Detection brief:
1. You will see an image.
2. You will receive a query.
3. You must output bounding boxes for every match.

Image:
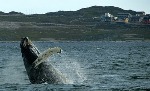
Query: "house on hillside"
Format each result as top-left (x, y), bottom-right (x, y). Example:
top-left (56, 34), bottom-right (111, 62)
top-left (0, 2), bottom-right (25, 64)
top-left (129, 11), bottom-right (145, 23)
top-left (130, 16), bottom-right (143, 23)
top-left (100, 13), bottom-right (117, 22)
top-left (142, 14), bottom-right (150, 24)
top-left (135, 11), bottom-right (145, 16)
top-left (117, 13), bottom-right (132, 19)
top-left (116, 13), bottom-right (132, 23)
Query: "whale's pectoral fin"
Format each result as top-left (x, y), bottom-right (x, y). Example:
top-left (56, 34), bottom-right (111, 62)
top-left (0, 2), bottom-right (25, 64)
top-left (32, 47), bottom-right (61, 68)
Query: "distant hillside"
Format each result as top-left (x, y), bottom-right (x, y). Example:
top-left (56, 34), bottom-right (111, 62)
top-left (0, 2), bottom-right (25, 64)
top-left (0, 6), bottom-right (138, 24)
top-left (45, 6), bottom-right (137, 18)
top-left (0, 6), bottom-right (150, 41)
top-left (0, 11), bottom-right (24, 15)
top-left (77, 6), bottom-right (137, 16)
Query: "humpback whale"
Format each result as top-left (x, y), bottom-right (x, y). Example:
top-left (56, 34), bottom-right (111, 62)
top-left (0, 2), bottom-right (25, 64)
top-left (20, 37), bottom-right (68, 84)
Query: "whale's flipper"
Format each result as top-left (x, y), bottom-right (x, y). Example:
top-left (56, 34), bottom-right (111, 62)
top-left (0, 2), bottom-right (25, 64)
top-left (32, 47), bottom-right (61, 68)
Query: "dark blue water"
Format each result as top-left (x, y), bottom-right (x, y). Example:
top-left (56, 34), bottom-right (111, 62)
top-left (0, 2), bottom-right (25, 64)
top-left (0, 41), bottom-right (150, 91)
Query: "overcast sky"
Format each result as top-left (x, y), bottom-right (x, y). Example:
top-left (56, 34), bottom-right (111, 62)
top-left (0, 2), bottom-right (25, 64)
top-left (0, 0), bottom-right (149, 14)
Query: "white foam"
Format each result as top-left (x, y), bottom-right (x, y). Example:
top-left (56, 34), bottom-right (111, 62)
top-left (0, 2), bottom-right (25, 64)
top-left (48, 51), bottom-right (87, 84)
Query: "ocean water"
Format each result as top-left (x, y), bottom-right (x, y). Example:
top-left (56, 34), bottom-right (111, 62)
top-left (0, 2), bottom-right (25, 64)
top-left (0, 41), bottom-right (150, 91)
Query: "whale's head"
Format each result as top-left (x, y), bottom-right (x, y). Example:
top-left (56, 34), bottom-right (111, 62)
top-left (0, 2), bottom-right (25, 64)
top-left (20, 37), bottom-right (40, 64)
top-left (20, 37), bottom-right (32, 50)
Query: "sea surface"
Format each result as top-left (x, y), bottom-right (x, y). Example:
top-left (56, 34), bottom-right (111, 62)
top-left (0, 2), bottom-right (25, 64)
top-left (0, 41), bottom-right (150, 91)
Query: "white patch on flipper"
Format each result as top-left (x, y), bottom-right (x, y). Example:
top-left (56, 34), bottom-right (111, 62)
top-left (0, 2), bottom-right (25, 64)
top-left (32, 47), bottom-right (61, 68)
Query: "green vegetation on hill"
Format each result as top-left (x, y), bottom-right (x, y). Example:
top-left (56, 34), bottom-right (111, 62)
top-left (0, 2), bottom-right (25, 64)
top-left (0, 6), bottom-right (150, 41)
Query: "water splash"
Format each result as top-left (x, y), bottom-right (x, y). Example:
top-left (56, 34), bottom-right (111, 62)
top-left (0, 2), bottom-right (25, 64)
top-left (48, 50), bottom-right (87, 84)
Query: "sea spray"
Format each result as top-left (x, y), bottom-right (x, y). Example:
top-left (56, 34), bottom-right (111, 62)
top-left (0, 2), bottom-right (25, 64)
top-left (48, 50), bottom-right (87, 84)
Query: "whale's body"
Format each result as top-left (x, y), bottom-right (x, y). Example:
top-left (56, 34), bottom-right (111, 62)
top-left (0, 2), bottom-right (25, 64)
top-left (20, 37), bottom-right (68, 84)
